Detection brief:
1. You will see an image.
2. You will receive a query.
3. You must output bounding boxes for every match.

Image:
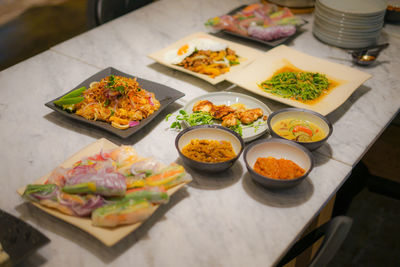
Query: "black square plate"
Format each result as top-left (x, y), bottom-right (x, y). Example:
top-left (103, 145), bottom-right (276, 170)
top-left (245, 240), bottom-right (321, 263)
top-left (219, 5), bottom-right (307, 47)
top-left (0, 209), bottom-right (50, 265)
top-left (45, 67), bottom-right (185, 139)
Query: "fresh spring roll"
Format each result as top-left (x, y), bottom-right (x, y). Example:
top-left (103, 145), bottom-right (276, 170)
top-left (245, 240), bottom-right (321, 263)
top-left (22, 184), bottom-right (75, 215)
top-left (23, 184), bottom-right (58, 201)
top-left (47, 166), bottom-right (69, 187)
top-left (62, 170), bottom-right (126, 197)
top-left (145, 164), bottom-right (187, 189)
top-left (92, 198), bottom-right (154, 227)
top-left (116, 186), bottom-right (169, 204)
top-left (109, 146), bottom-right (141, 175)
top-left (124, 158), bottom-right (163, 189)
top-left (23, 184), bottom-right (105, 216)
top-left (126, 177), bottom-right (146, 189)
top-left (130, 158), bottom-right (163, 178)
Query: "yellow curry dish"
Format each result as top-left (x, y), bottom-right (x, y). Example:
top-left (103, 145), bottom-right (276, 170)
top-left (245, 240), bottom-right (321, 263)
top-left (272, 118), bottom-right (326, 142)
top-left (181, 139), bottom-right (236, 163)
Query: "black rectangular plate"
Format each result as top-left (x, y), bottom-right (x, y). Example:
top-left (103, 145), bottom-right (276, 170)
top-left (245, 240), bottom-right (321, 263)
top-left (0, 209), bottom-right (50, 265)
top-left (219, 4), bottom-right (307, 47)
top-left (45, 67), bottom-right (185, 139)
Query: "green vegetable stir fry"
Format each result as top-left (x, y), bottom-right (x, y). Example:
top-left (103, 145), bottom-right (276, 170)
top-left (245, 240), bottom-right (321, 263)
top-left (259, 71), bottom-right (330, 101)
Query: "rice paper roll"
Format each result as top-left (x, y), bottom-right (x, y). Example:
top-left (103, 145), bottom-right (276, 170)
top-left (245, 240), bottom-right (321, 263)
top-left (111, 186), bottom-right (169, 204)
top-left (23, 184), bottom-right (105, 216)
top-left (130, 158), bottom-right (163, 178)
top-left (22, 184), bottom-right (75, 215)
top-left (126, 176), bottom-right (146, 189)
top-left (92, 198), bottom-right (154, 227)
top-left (62, 170), bottom-right (126, 197)
top-left (145, 164), bottom-right (187, 189)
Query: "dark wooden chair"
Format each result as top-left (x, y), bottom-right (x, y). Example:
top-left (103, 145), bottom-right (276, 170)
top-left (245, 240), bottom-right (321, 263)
top-left (87, 0), bottom-right (153, 28)
top-left (276, 216), bottom-right (353, 267)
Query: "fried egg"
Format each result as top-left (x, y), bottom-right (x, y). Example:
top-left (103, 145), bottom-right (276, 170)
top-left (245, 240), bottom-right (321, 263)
top-left (164, 43), bottom-right (196, 64)
top-left (192, 38), bottom-right (227, 52)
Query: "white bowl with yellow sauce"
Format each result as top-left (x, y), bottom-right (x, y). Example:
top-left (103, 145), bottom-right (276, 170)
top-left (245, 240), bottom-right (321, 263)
top-left (267, 108), bottom-right (333, 151)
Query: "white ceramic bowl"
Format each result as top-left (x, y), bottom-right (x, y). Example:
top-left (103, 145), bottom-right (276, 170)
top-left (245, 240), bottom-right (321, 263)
top-left (267, 108), bottom-right (333, 151)
top-left (244, 138), bottom-right (314, 189)
top-left (175, 125), bottom-right (244, 172)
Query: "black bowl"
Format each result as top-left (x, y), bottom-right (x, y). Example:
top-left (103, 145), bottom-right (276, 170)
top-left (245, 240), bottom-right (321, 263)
top-left (175, 125), bottom-right (244, 172)
top-left (267, 108), bottom-right (333, 151)
top-left (244, 138), bottom-right (314, 189)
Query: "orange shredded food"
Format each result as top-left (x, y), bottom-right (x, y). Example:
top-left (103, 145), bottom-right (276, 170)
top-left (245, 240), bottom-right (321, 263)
top-left (253, 157), bottom-right (305, 180)
top-left (181, 139), bottom-right (236, 163)
top-left (74, 75), bottom-right (160, 129)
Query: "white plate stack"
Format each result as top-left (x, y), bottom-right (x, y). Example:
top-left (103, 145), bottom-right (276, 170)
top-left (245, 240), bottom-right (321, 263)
top-left (313, 0), bottom-right (387, 49)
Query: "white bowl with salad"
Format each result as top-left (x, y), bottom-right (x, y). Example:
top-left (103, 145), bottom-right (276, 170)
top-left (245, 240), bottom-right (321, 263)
top-left (166, 92), bottom-right (273, 142)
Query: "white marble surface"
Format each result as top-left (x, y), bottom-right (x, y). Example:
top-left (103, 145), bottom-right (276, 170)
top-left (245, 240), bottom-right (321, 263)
top-left (0, 50), bottom-right (98, 222)
top-left (51, 0), bottom-right (400, 166)
top-left (0, 0), bottom-right (399, 266)
top-left (0, 50), bottom-right (352, 265)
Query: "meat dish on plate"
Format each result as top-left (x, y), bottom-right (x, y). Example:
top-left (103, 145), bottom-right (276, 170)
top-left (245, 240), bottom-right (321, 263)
top-left (148, 32), bottom-right (264, 85)
top-left (167, 92), bottom-right (272, 142)
top-left (163, 37), bottom-right (240, 78)
top-left (167, 99), bottom-right (267, 137)
top-left (192, 100), bottom-right (265, 128)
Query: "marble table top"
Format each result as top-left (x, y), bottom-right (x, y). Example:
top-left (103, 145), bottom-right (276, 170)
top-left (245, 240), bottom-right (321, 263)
top-left (51, 0), bottom-right (400, 167)
top-left (0, 0), bottom-right (399, 266)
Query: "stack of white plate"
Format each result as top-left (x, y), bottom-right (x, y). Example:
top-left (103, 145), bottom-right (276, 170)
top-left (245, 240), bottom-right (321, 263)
top-left (313, 0), bottom-right (387, 49)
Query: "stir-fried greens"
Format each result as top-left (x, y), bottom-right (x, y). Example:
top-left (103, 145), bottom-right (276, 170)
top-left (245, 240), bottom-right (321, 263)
top-left (259, 71), bottom-right (330, 101)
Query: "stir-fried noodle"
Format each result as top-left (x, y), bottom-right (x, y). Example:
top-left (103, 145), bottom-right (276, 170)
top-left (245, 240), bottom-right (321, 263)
top-left (75, 75), bottom-right (160, 129)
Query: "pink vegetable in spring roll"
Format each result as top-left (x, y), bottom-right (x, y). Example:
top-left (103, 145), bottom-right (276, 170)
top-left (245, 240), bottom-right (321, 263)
top-left (58, 192), bottom-right (105, 216)
top-left (248, 24), bottom-right (296, 41)
top-left (62, 169), bottom-right (127, 197)
top-left (205, 2), bottom-right (302, 42)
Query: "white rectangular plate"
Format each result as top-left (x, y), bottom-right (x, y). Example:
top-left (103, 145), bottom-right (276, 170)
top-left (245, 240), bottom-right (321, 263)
top-left (148, 32), bottom-right (263, 85)
top-left (226, 45), bottom-right (372, 115)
